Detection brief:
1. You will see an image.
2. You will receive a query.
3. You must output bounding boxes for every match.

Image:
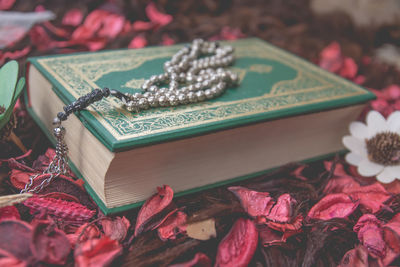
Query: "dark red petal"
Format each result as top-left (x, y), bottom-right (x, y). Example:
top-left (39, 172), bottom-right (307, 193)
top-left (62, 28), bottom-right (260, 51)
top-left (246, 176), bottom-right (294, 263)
top-left (101, 216), bottom-right (130, 242)
top-left (157, 211), bottom-right (187, 241)
top-left (74, 237), bottom-right (122, 267)
top-left (31, 220), bottom-right (71, 265)
top-left (67, 223), bottom-right (101, 248)
top-left (354, 214), bottom-right (385, 258)
top-left (0, 206), bottom-right (20, 222)
top-left (259, 226), bottom-right (286, 246)
top-left (169, 252), bottom-right (211, 267)
top-left (9, 169), bottom-right (35, 190)
top-left (267, 214), bottom-right (303, 233)
top-left (344, 183), bottom-right (391, 213)
top-left (228, 186), bottom-right (274, 218)
top-left (266, 193), bottom-right (296, 223)
top-left (62, 8), bottom-right (84, 27)
top-left (0, 46), bottom-right (31, 65)
top-left (23, 196), bottom-right (95, 222)
top-left (307, 193), bottom-right (359, 220)
top-left (40, 192), bottom-right (80, 203)
top-left (338, 245), bottom-right (369, 267)
top-left (29, 26), bottom-right (52, 51)
top-left (383, 213), bottom-right (400, 253)
top-left (134, 185), bottom-right (174, 236)
top-left (0, 220), bottom-right (33, 261)
top-left (145, 2), bottom-right (172, 26)
top-left (215, 218), bottom-right (258, 267)
top-left (32, 148), bottom-right (56, 171)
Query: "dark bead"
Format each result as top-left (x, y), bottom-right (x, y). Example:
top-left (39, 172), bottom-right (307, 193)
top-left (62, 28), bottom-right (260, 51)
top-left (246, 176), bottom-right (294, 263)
top-left (215, 42), bottom-right (220, 48)
top-left (63, 105), bottom-right (73, 115)
top-left (102, 87), bottom-right (110, 97)
top-left (57, 112), bottom-right (68, 121)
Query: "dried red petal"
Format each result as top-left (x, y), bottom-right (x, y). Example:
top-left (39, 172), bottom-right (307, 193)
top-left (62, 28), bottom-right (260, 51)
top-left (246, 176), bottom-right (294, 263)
top-left (41, 192), bottom-right (80, 203)
top-left (339, 57), bottom-right (358, 79)
top-left (307, 193), bottom-right (359, 220)
top-left (383, 213), bottom-right (400, 253)
top-left (128, 35), bottom-right (147, 49)
top-left (0, 220), bottom-right (33, 261)
top-left (9, 169), bottom-right (35, 190)
top-left (146, 2), bottom-right (172, 27)
top-left (74, 237), bottom-right (122, 267)
top-left (157, 211), bottom-right (187, 241)
top-left (354, 214), bottom-right (385, 258)
top-left (259, 226), bottom-right (286, 246)
top-left (0, 206), bottom-right (20, 222)
top-left (0, 0), bottom-right (15, 10)
top-left (131, 21), bottom-right (154, 31)
top-left (266, 193), bottom-right (296, 223)
top-left (383, 85), bottom-right (400, 100)
top-left (162, 34), bottom-right (175, 46)
top-left (169, 252), bottom-right (211, 267)
top-left (267, 214), bottom-right (303, 232)
top-left (228, 186), bottom-right (274, 218)
top-left (67, 223), bottom-right (101, 248)
top-left (215, 218), bottom-right (258, 267)
top-left (338, 245), bottom-right (369, 267)
top-left (62, 8), bottom-right (84, 27)
top-left (29, 25), bottom-right (52, 51)
top-left (72, 25), bottom-right (96, 40)
top-left (101, 216), bottom-right (130, 242)
top-left (319, 42), bottom-right (343, 73)
top-left (0, 248), bottom-right (26, 267)
top-left (0, 46), bottom-right (31, 65)
top-left (291, 165), bottom-right (308, 181)
top-left (32, 148), bottom-right (56, 171)
top-left (31, 220), bottom-right (71, 265)
top-left (134, 185), bottom-right (173, 236)
top-left (97, 14), bottom-right (125, 39)
top-left (344, 183), bottom-right (391, 213)
top-left (23, 196), bottom-right (95, 222)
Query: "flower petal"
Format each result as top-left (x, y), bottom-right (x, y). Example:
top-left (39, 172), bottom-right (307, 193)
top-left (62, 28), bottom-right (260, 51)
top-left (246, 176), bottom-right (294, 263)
top-left (387, 111), bottom-right (400, 132)
top-left (357, 159), bottom-right (383, 177)
top-left (345, 152), bottom-right (363, 166)
top-left (349, 121), bottom-right (369, 139)
top-left (342, 136), bottom-right (367, 156)
top-left (376, 166), bottom-right (400, 184)
top-left (366, 111), bottom-right (388, 136)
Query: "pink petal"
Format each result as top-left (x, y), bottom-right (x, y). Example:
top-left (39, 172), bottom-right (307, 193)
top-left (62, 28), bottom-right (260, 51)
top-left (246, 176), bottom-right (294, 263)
top-left (354, 214), bottom-right (385, 258)
top-left (62, 8), bottom-right (84, 27)
top-left (228, 186), bottom-right (274, 218)
top-left (128, 35), bottom-right (147, 49)
top-left (307, 193), bottom-right (359, 220)
top-left (145, 2), bottom-right (172, 26)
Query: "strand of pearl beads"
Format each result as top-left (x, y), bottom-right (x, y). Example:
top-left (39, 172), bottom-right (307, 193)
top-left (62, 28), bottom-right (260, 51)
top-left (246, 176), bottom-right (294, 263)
top-left (123, 39), bottom-right (239, 112)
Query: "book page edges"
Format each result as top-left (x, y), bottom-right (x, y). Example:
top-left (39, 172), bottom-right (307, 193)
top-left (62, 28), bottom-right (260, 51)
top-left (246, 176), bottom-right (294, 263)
top-left (105, 103), bottom-right (365, 209)
top-left (28, 64), bottom-right (114, 203)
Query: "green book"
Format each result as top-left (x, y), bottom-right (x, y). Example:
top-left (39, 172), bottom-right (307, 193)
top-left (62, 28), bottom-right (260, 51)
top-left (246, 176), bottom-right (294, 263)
top-left (26, 38), bottom-right (374, 214)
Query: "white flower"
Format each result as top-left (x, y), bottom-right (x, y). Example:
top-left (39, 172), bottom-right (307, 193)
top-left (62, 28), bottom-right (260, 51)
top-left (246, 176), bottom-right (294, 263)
top-left (342, 110), bottom-right (400, 183)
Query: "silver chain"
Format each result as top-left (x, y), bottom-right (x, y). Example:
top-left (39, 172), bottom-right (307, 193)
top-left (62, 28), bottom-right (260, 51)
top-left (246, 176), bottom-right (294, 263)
top-left (20, 39), bottom-right (238, 193)
top-left (20, 126), bottom-right (69, 193)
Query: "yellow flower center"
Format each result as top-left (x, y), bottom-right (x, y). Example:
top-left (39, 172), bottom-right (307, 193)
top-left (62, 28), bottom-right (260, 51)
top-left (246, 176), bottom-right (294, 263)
top-left (366, 132), bottom-right (400, 166)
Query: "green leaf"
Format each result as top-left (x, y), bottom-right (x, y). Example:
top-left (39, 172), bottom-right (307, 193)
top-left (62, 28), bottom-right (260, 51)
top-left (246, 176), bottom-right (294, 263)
top-left (0, 61), bottom-right (20, 131)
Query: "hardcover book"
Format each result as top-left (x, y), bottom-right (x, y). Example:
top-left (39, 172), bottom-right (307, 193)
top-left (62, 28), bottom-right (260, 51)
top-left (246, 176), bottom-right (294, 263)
top-left (26, 38), bottom-right (375, 214)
